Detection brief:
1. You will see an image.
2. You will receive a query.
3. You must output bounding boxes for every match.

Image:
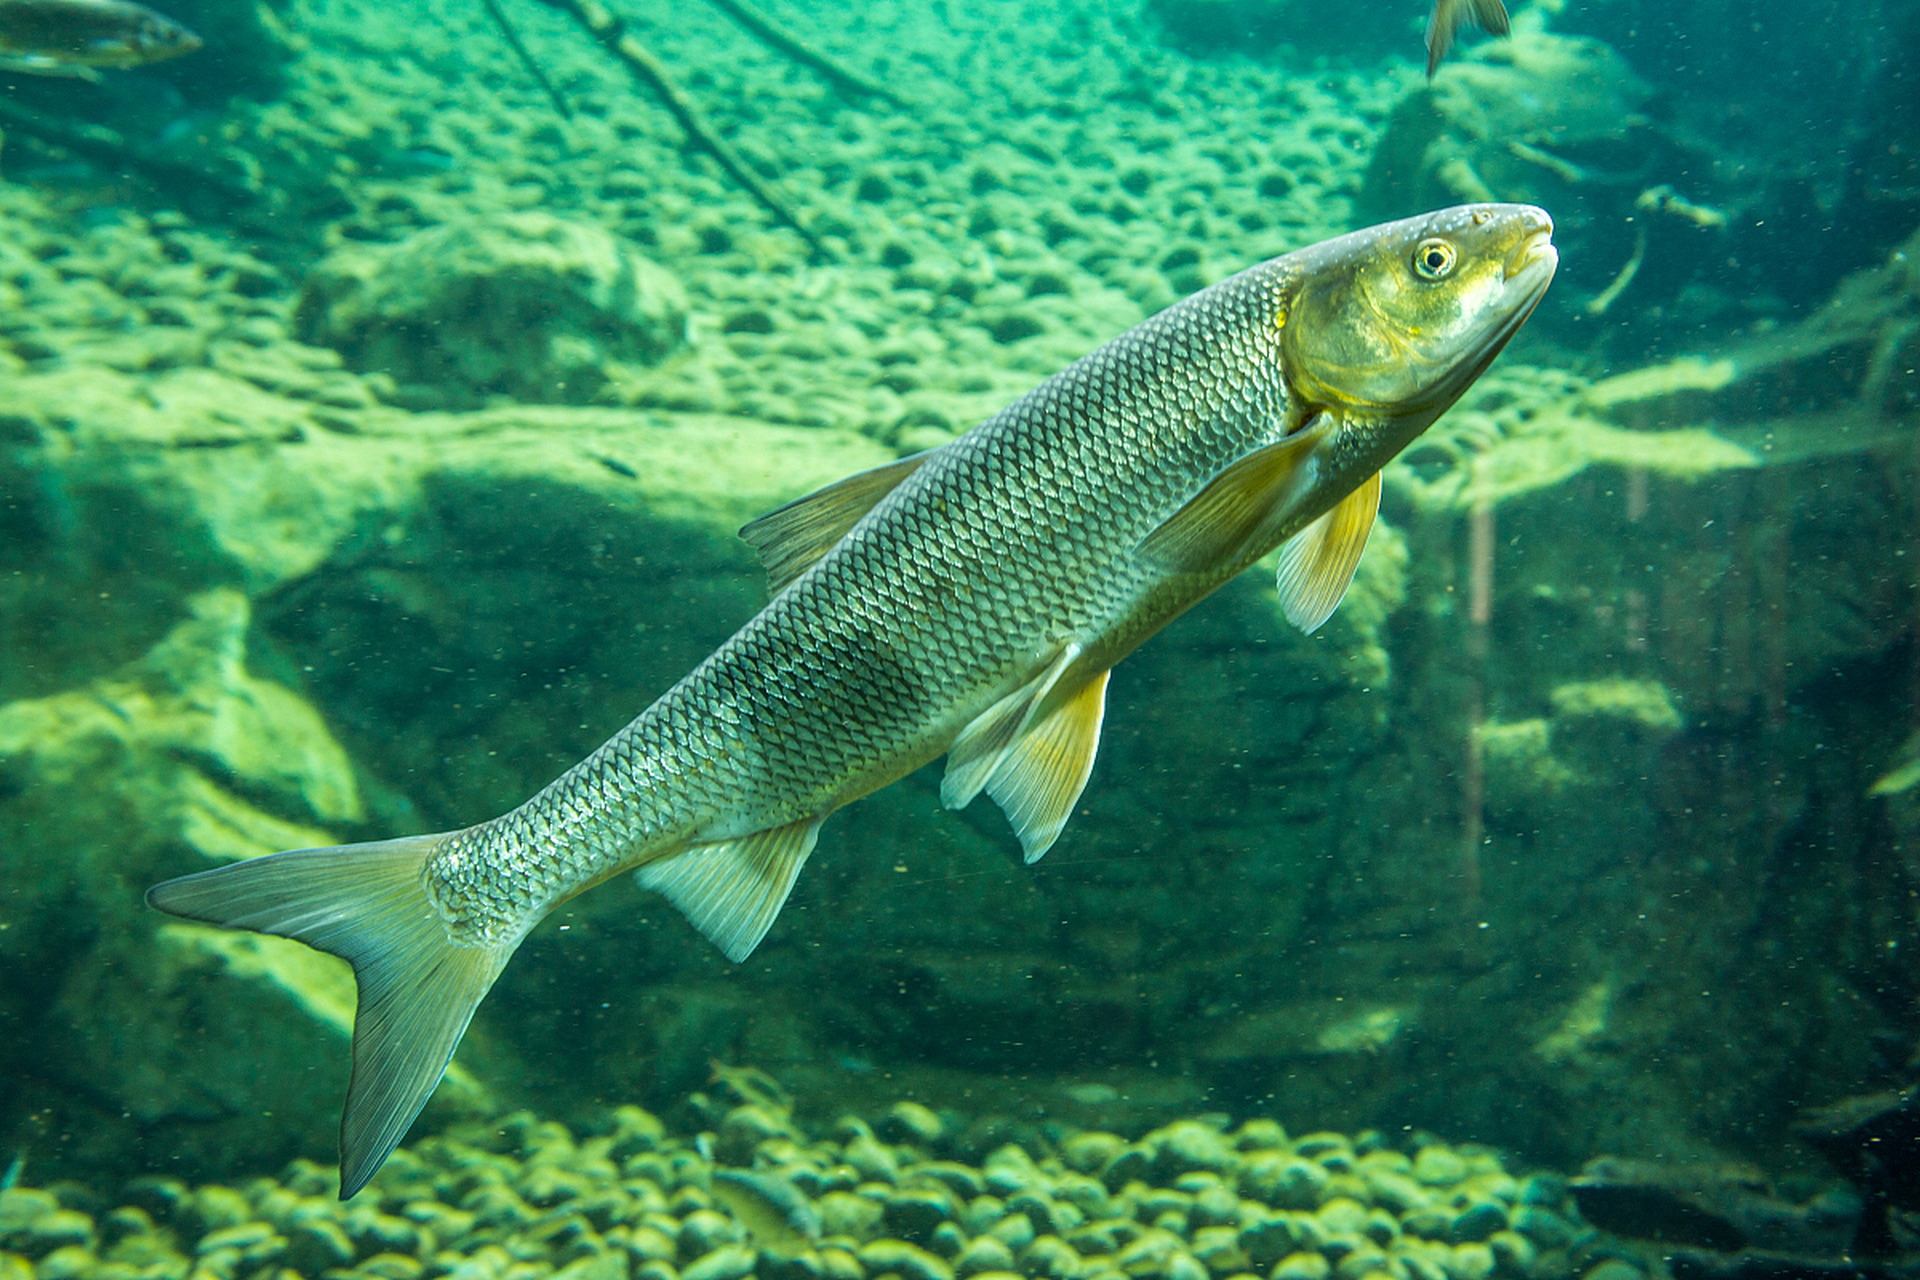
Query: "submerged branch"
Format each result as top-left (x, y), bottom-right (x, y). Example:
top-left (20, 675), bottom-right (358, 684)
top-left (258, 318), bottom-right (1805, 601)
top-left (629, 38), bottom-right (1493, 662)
top-left (480, 0), bottom-right (574, 119)
top-left (705, 0), bottom-right (902, 106)
top-left (535, 0), bottom-right (828, 258)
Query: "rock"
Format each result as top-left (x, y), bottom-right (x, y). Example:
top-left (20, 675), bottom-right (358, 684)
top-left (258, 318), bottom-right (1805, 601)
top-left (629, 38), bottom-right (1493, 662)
top-left (1149, 1123), bottom-right (1236, 1180)
top-left (293, 212), bottom-right (688, 406)
top-left (1062, 1135), bottom-right (1126, 1176)
top-left (1445, 1203), bottom-right (1507, 1246)
top-left (883, 1189), bottom-right (956, 1245)
top-left (952, 1237), bottom-right (1014, 1277)
top-left (679, 1247), bottom-right (755, 1280)
top-left (857, 1239), bottom-right (953, 1280)
top-left (1271, 1253), bottom-right (1330, 1280)
top-left (878, 1103), bottom-right (946, 1148)
top-left (1411, 1151), bottom-right (1467, 1189)
top-left (1447, 1243), bottom-right (1494, 1280)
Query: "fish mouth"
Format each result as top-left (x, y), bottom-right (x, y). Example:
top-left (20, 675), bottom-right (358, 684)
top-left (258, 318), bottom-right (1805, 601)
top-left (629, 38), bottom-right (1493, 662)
top-left (1418, 225), bottom-right (1558, 411)
top-left (1504, 221), bottom-right (1558, 283)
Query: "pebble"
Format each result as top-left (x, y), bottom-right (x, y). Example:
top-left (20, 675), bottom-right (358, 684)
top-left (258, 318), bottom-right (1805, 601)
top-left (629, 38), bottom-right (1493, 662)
top-left (1062, 1134), bottom-right (1126, 1175)
top-left (1582, 1263), bottom-right (1645, 1280)
top-left (879, 1103), bottom-right (945, 1148)
top-left (1316, 1200), bottom-right (1368, 1238)
top-left (1150, 1123), bottom-right (1236, 1177)
top-left (858, 1238), bottom-right (954, 1280)
top-left (1447, 1243), bottom-right (1494, 1280)
top-left (1023, 1235), bottom-right (1083, 1280)
top-left (0, 1101), bottom-right (1590, 1280)
top-left (1411, 1152), bottom-right (1466, 1188)
top-left (18, 1209), bottom-right (96, 1257)
top-left (987, 1211), bottom-right (1036, 1252)
top-left (1445, 1203), bottom-right (1507, 1246)
top-left (1273, 1253), bottom-right (1331, 1280)
top-left (679, 1244), bottom-right (756, 1280)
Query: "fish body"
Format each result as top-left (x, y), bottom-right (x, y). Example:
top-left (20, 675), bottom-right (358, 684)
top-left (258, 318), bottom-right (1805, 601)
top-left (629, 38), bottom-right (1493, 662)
top-left (148, 204), bottom-right (1557, 1199)
top-left (0, 0), bottom-right (199, 75)
top-left (1425, 0), bottom-right (1509, 75)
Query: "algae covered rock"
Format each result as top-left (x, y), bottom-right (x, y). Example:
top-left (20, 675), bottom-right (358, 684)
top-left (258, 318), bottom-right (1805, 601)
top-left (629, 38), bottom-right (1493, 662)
top-left (1360, 25), bottom-right (1658, 219)
top-left (294, 213), bottom-right (689, 406)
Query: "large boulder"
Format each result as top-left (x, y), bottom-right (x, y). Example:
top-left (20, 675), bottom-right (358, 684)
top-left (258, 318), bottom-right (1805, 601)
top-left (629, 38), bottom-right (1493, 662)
top-left (294, 212), bottom-right (689, 407)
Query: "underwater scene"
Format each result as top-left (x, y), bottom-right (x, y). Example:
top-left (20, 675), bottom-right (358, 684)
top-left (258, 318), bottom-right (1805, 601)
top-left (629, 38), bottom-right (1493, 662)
top-left (4, 0), bottom-right (1920, 1274)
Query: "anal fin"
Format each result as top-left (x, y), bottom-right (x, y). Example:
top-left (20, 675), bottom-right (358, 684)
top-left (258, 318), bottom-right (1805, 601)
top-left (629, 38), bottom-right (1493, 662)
top-left (740, 450), bottom-right (937, 595)
top-left (985, 668), bottom-right (1110, 864)
top-left (1273, 468), bottom-right (1381, 634)
top-left (1135, 418), bottom-right (1329, 575)
top-left (633, 818), bottom-right (821, 962)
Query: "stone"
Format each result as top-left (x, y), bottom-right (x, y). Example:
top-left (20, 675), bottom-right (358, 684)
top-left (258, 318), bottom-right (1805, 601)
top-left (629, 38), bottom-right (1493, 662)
top-left (679, 1245), bottom-right (756, 1280)
top-left (1271, 1254), bottom-right (1330, 1280)
top-left (293, 212), bottom-right (688, 406)
top-left (857, 1239), bottom-right (953, 1280)
top-left (953, 1237), bottom-right (1014, 1277)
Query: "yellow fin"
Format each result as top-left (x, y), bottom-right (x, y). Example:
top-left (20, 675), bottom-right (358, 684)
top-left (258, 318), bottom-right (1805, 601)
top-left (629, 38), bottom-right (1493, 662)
top-left (985, 668), bottom-right (1110, 864)
top-left (1425, 0), bottom-right (1509, 76)
top-left (740, 450), bottom-right (937, 594)
top-left (146, 832), bottom-right (509, 1199)
top-left (1274, 469), bottom-right (1380, 634)
top-left (634, 818), bottom-right (821, 962)
top-left (1134, 419), bottom-right (1329, 575)
top-left (941, 643), bottom-right (1081, 812)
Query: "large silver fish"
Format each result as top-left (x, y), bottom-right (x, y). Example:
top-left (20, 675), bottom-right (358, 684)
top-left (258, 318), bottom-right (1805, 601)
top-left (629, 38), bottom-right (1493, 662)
top-left (148, 204), bottom-right (1558, 1198)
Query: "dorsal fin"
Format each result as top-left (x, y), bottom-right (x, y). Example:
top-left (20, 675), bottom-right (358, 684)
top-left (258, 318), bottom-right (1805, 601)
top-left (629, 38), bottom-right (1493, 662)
top-left (633, 818), bottom-right (822, 961)
top-left (1274, 468), bottom-right (1380, 634)
top-left (739, 450), bottom-right (937, 595)
top-left (1134, 417), bottom-right (1330, 575)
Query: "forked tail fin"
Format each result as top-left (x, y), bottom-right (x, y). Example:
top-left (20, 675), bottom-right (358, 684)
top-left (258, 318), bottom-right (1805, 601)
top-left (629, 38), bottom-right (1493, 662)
top-left (146, 832), bottom-right (514, 1199)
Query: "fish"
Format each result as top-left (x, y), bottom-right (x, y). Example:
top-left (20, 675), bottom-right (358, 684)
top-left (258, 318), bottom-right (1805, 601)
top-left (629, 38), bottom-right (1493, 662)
top-left (709, 1169), bottom-right (822, 1252)
top-left (146, 203), bottom-right (1558, 1200)
top-left (0, 0), bottom-right (200, 77)
top-left (1425, 0), bottom-right (1509, 76)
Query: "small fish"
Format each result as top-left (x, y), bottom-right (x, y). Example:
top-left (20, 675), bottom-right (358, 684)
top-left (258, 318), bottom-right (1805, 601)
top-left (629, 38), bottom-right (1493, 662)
top-left (0, 0), bottom-right (200, 77)
top-left (710, 1169), bottom-right (822, 1252)
top-left (1425, 0), bottom-right (1509, 76)
top-left (147, 204), bottom-right (1558, 1199)
top-left (1, 1149), bottom-right (23, 1192)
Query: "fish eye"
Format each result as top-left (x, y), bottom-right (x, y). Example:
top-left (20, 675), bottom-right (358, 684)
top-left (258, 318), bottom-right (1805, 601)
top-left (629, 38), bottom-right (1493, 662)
top-left (1412, 238), bottom-right (1457, 281)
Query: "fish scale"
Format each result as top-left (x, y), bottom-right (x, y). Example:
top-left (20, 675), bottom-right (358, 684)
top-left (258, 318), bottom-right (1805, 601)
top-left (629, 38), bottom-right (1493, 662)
top-left (146, 204), bottom-right (1557, 1199)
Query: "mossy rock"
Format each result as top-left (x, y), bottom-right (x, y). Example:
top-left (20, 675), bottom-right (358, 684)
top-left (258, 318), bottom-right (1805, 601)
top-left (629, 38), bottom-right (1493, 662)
top-left (294, 213), bottom-right (689, 407)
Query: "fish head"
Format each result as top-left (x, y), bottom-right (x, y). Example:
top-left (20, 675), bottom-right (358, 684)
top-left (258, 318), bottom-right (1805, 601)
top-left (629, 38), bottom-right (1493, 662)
top-left (1280, 203), bottom-right (1557, 458)
top-left (121, 7), bottom-right (201, 63)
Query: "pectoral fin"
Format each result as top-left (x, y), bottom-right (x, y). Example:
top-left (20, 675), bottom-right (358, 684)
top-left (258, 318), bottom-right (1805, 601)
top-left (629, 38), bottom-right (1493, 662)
top-left (740, 450), bottom-right (937, 594)
top-left (1273, 469), bottom-right (1380, 634)
top-left (941, 643), bottom-right (1081, 812)
top-left (985, 668), bottom-right (1110, 864)
top-left (634, 818), bottom-right (822, 962)
top-left (1134, 418), bottom-right (1329, 575)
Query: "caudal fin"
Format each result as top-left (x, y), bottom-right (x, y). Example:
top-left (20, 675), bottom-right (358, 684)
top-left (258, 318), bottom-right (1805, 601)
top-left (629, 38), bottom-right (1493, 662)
top-left (146, 833), bottom-right (513, 1199)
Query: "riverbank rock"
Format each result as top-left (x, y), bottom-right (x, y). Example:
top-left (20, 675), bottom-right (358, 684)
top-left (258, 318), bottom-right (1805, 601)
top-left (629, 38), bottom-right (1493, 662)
top-left (293, 212), bottom-right (689, 406)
